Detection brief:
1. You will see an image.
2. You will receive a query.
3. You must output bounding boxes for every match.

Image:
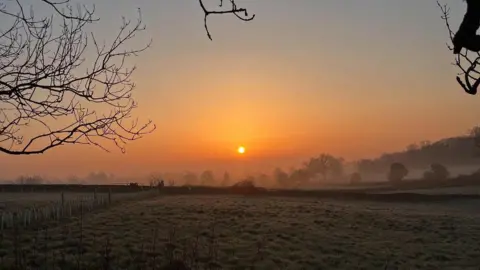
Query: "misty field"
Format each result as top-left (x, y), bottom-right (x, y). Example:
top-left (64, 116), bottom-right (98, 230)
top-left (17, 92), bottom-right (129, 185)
top-left (1, 194), bottom-right (480, 269)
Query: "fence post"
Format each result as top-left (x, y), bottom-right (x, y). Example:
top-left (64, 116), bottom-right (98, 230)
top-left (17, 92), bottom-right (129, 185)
top-left (108, 188), bottom-right (112, 204)
top-left (94, 188), bottom-right (97, 206)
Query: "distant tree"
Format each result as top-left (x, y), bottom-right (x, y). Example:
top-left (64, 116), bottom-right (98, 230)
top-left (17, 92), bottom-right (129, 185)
top-left (149, 173), bottom-right (167, 188)
top-left (149, 173), bottom-right (162, 187)
top-left (469, 125), bottom-right (480, 149)
top-left (388, 162), bottom-right (408, 183)
top-left (304, 155), bottom-right (327, 181)
top-left (16, 175), bottom-right (44, 185)
top-left (406, 143), bottom-right (419, 152)
top-left (330, 157), bottom-right (344, 179)
top-left (128, 182), bottom-right (139, 187)
top-left (289, 168), bottom-right (310, 187)
top-left (431, 163), bottom-right (450, 180)
top-left (273, 168), bottom-right (289, 187)
top-left (304, 154), bottom-right (344, 182)
top-left (17, 176), bottom-right (27, 185)
top-left (419, 140), bottom-right (432, 149)
top-left (423, 163), bottom-right (450, 181)
top-left (85, 171), bottom-right (112, 184)
top-left (66, 175), bottom-right (83, 184)
top-left (357, 159), bottom-right (378, 175)
top-left (349, 172), bottom-right (362, 184)
top-left (183, 172), bottom-right (198, 186)
top-left (221, 172), bottom-right (231, 187)
top-left (200, 170), bottom-right (215, 186)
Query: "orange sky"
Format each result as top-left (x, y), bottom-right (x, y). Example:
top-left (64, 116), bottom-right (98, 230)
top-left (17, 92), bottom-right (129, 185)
top-left (1, 0), bottom-right (479, 180)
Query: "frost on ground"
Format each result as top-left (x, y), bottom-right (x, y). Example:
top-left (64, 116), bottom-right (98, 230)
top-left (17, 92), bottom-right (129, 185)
top-left (1, 195), bottom-right (480, 269)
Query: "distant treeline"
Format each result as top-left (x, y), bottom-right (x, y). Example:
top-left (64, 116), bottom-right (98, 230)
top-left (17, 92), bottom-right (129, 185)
top-left (4, 128), bottom-right (480, 189)
top-left (357, 135), bottom-right (479, 175)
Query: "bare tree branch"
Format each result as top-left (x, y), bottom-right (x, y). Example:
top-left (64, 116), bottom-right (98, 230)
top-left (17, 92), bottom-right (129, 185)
top-left (0, 0), bottom-right (253, 155)
top-left (0, 0), bottom-right (155, 155)
top-left (438, 1), bottom-right (480, 95)
top-left (199, 0), bottom-right (255, 40)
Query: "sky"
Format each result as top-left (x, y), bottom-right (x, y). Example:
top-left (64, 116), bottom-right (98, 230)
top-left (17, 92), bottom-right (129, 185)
top-left (0, 0), bottom-right (479, 179)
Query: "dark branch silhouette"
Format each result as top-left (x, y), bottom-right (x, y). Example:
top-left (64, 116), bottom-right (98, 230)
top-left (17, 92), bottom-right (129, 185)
top-left (0, 0), bottom-right (253, 155)
top-left (438, 2), bottom-right (480, 95)
top-left (198, 0), bottom-right (255, 40)
top-left (453, 0), bottom-right (480, 54)
top-left (0, 1), bottom-right (154, 155)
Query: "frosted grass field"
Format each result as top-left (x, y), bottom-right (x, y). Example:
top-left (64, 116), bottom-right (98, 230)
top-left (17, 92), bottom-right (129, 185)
top-left (1, 194), bottom-right (478, 269)
top-left (0, 192), bottom-right (109, 211)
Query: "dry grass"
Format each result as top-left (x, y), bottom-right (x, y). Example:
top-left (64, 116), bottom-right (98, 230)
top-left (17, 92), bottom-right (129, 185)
top-left (0, 192), bottom-right (106, 211)
top-left (1, 194), bottom-right (480, 269)
top-left (0, 190), bottom-right (153, 212)
top-left (376, 186), bottom-right (480, 195)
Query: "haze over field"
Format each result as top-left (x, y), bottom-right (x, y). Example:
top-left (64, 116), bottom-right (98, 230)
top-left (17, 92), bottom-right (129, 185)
top-left (4, 1), bottom-right (480, 269)
top-left (0, 0), bottom-right (478, 180)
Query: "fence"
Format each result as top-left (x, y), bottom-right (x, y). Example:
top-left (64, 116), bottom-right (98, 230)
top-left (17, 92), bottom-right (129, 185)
top-left (0, 188), bottom-right (160, 231)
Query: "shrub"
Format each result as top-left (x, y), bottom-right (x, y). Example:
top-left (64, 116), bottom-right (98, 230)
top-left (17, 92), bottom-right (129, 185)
top-left (431, 163), bottom-right (450, 180)
top-left (423, 163), bottom-right (450, 181)
top-left (229, 178), bottom-right (265, 194)
top-left (231, 179), bottom-right (256, 189)
top-left (388, 162), bottom-right (408, 182)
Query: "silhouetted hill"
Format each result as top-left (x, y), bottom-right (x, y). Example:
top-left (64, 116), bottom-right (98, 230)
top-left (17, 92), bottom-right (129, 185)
top-left (357, 135), bottom-right (479, 175)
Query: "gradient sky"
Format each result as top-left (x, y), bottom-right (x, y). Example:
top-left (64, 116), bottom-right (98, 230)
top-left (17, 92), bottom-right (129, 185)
top-left (1, 0), bottom-right (478, 179)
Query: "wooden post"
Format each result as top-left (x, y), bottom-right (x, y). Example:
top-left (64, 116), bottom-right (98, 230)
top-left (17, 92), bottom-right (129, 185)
top-left (108, 188), bottom-right (111, 204)
top-left (94, 188), bottom-right (97, 206)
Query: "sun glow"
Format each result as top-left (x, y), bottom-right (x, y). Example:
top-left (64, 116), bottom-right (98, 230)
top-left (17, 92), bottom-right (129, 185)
top-left (237, 146), bottom-right (246, 154)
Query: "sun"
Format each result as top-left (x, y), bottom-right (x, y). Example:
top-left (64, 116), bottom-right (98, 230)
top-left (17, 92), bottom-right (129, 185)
top-left (237, 146), bottom-right (246, 154)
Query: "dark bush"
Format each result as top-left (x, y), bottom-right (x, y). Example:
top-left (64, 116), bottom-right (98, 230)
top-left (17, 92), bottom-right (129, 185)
top-left (431, 163), bottom-right (450, 180)
top-left (231, 179), bottom-right (256, 189)
top-left (229, 179), bottom-right (265, 194)
top-left (388, 162), bottom-right (408, 182)
top-left (423, 163), bottom-right (450, 181)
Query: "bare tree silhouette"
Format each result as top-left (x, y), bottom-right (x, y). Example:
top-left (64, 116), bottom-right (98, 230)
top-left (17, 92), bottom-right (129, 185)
top-left (438, 1), bottom-right (480, 95)
top-left (0, 1), bottom-right (155, 155)
top-left (453, 0), bottom-right (480, 54)
top-left (0, 0), bottom-right (253, 155)
top-left (198, 0), bottom-right (255, 40)
top-left (304, 154), bottom-right (344, 182)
